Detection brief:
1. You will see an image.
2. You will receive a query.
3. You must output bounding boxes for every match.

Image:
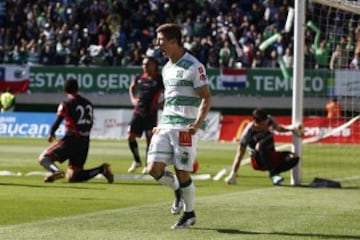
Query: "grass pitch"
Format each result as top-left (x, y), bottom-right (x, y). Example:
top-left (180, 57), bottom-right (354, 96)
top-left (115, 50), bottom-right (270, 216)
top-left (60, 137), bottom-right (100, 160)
top-left (0, 138), bottom-right (359, 240)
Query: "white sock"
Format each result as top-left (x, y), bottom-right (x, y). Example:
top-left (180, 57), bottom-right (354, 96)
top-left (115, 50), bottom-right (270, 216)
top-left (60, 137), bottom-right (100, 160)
top-left (181, 180), bottom-right (195, 212)
top-left (157, 170), bottom-right (180, 191)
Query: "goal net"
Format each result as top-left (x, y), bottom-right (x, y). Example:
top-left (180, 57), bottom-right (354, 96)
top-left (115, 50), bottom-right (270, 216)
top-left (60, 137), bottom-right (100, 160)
top-left (303, 0), bottom-right (360, 187)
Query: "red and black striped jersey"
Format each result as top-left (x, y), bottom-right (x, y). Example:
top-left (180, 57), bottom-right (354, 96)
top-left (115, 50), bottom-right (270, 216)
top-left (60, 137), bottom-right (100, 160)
top-left (57, 94), bottom-right (93, 138)
top-left (133, 72), bottom-right (163, 116)
top-left (240, 115), bottom-right (279, 155)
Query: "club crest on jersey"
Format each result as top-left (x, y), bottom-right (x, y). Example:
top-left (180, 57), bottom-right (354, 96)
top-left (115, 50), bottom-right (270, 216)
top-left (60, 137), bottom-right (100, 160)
top-left (198, 67), bottom-right (204, 74)
top-left (198, 67), bottom-right (207, 81)
top-left (199, 74), bottom-right (207, 81)
top-left (176, 70), bottom-right (184, 78)
top-left (180, 151), bottom-right (189, 164)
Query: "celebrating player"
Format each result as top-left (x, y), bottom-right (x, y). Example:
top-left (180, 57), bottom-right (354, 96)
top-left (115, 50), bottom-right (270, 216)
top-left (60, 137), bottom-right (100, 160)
top-left (225, 108), bottom-right (303, 186)
top-left (147, 23), bottom-right (211, 229)
top-left (38, 78), bottom-right (114, 183)
top-left (127, 56), bottom-right (164, 174)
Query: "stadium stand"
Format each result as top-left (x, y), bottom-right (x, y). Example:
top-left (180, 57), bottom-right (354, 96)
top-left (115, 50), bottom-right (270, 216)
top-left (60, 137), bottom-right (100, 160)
top-left (0, 0), bottom-right (298, 68)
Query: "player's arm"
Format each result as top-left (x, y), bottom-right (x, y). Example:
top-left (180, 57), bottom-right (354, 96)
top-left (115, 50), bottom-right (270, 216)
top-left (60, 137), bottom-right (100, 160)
top-left (231, 145), bottom-right (246, 174)
top-left (188, 85), bottom-right (211, 135)
top-left (275, 123), bottom-right (304, 137)
top-left (157, 76), bottom-right (165, 109)
top-left (225, 144), bottom-right (246, 185)
top-left (48, 115), bottom-right (64, 142)
top-left (129, 78), bottom-right (138, 106)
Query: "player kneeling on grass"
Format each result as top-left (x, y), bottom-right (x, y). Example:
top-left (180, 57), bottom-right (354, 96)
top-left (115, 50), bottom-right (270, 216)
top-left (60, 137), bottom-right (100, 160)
top-left (225, 108), bottom-right (304, 186)
top-left (38, 78), bottom-right (114, 184)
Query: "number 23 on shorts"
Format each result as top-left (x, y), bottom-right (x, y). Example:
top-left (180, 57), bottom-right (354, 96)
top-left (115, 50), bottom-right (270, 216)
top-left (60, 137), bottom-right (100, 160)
top-left (179, 131), bottom-right (192, 147)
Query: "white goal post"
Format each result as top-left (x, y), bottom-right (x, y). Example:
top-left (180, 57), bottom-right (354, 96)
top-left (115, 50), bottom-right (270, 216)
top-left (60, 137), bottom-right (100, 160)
top-left (291, 0), bottom-right (305, 185)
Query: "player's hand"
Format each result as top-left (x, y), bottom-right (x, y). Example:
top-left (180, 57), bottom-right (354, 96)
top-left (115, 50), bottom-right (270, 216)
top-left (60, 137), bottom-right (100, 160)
top-left (187, 123), bottom-right (199, 135)
top-left (292, 123), bottom-right (305, 137)
top-left (131, 98), bottom-right (138, 106)
top-left (48, 134), bottom-right (55, 143)
top-left (152, 127), bottom-right (160, 134)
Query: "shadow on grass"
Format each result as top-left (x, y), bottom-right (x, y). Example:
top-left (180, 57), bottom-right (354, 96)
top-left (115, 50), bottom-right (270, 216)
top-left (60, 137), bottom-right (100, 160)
top-left (193, 227), bottom-right (360, 239)
top-left (280, 184), bottom-right (360, 190)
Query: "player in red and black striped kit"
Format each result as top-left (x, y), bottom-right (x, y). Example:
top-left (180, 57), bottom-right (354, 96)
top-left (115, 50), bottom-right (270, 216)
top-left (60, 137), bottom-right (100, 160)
top-left (225, 108), bottom-right (303, 186)
top-left (127, 56), bottom-right (164, 173)
top-left (38, 78), bottom-right (114, 183)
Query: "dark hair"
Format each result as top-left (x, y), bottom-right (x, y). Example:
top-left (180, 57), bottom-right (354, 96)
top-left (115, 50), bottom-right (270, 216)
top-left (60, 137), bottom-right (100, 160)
top-left (156, 23), bottom-right (182, 45)
top-left (64, 78), bottom-right (78, 94)
top-left (144, 56), bottom-right (158, 66)
top-left (253, 108), bottom-right (268, 123)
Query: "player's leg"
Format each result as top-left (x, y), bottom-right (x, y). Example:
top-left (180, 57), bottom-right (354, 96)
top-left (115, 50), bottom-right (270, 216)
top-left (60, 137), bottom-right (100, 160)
top-left (66, 164), bottom-right (113, 183)
top-left (147, 129), bottom-right (183, 215)
top-left (142, 114), bottom-right (157, 174)
top-left (127, 115), bottom-right (143, 172)
top-left (38, 140), bottom-right (66, 183)
top-left (142, 129), bottom-right (153, 174)
top-left (256, 149), bottom-right (280, 177)
top-left (171, 130), bottom-right (197, 229)
top-left (255, 149), bottom-right (284, 185)
top-left (66, 141), bottom-right (113, 183)
top-left (267, 150), bottom-right (295, 185)
top-left (276, 151), bottom-right (299, 173)
top-left (172, 170), bottom-right (196, 229)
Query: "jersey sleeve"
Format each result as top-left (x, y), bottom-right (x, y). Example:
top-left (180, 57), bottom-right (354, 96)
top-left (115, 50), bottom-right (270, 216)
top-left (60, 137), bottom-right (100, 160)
top-left (239, 121), bottom-right (253, 148)
top-left (56, 102), bottom-right (67, 118)
top-left (192, 62), bottom-right (209, 89)
top-left (267, 115), bottom-right (278, 132)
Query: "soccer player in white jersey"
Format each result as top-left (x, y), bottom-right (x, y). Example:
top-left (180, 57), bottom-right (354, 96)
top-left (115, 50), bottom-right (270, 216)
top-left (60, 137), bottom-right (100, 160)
top-left (147, 23), bottom-right (211, 229)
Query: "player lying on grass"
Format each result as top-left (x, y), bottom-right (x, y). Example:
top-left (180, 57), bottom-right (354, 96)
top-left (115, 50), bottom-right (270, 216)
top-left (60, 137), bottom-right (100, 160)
top-left (38, 78), bottom-right (114, 183)
top-left (225, 108), bottom-right (304, 186)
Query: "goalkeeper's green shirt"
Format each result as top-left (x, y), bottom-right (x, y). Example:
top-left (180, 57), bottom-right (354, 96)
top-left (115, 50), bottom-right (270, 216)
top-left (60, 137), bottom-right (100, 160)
top-left (0, 92), bottom-right (15, 112)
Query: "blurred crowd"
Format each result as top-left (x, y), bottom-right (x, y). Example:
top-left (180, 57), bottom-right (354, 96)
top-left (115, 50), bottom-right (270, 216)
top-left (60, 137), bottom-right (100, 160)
top-left (0, 0), bottom-right (359, 69)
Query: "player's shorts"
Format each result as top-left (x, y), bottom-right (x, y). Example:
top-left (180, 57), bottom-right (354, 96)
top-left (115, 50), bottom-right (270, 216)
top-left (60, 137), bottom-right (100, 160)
top-left (128, 113), bottom-right (157, 137)
top-left (147, 128), bottom-right (198, 172)
top-left (41, 135), bottom-right (89, 170)
top-left (251, 150), bottom-right (292, 171)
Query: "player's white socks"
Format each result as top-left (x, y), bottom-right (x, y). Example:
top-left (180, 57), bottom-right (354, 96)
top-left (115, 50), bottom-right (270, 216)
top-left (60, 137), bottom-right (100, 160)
top-left (39, 156), bottom-right (61, 173)
top-left (229, 170), bottom-right (236, 178)
top-left (157, 170), bottom-right (180, 191)
top-left (181, 180), bottom-right (195, 212)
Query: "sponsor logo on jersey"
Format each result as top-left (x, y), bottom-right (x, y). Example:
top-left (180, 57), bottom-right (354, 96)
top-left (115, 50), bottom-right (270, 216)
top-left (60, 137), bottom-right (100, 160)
top-left (176, 70), bottom-right (184, 78)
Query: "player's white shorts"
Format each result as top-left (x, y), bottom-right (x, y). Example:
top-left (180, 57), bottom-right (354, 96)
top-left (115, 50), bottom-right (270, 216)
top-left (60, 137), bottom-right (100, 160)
top-left (147, 128), bottom-right (198, 172)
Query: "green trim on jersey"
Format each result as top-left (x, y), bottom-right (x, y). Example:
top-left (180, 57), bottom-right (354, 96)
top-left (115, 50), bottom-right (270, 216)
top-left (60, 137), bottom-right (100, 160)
top-left (164, 79), bottom-right (193, 87)
top-left (147, 151), bottom-right (173, 156)
top-left (176, 59), bottom-right (194, 69)
top-left (161, 115), bottom-right (194, 125)
top-left (164, 96), bottom-right (201, 107)
top-left (161, 115), bottom-right (206, 130)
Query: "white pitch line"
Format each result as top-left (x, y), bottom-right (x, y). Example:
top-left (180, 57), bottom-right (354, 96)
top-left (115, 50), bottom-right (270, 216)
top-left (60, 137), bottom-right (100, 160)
top-left (1, 171), bottom-right (211, 181)
top-left (0, 187), bottom-right (279, 232)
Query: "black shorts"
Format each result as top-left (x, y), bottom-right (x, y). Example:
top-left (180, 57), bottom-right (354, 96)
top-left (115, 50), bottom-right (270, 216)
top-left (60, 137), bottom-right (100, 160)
top-left (44, 135), bottom-right (89, 170)
top-left (251, 151), bottom-right (298, 173)
top-left (129, 113), bottom-right (157, 137)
